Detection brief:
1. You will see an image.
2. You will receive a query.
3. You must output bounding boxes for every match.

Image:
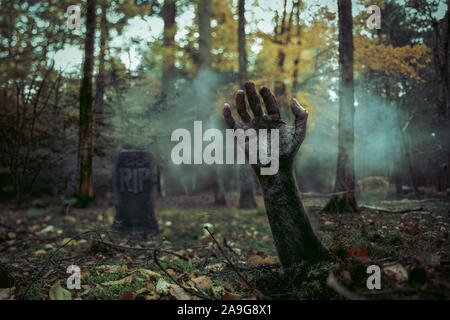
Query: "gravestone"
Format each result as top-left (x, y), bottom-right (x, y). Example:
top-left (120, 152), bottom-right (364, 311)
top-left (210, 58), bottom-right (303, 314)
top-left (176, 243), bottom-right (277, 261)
top-left (113, 146), bottom-right (159, 234)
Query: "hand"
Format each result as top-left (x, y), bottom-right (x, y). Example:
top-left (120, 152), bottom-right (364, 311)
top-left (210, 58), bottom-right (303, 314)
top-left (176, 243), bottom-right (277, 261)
top-left (223, 81), bottom-right (308, 177)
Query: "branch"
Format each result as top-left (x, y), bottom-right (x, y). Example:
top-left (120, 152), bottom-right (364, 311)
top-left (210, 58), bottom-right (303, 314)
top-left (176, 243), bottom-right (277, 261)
top-left (204, 226), bottom-right (260, 295)
top-left (360, 205), bottom-right (424, 213)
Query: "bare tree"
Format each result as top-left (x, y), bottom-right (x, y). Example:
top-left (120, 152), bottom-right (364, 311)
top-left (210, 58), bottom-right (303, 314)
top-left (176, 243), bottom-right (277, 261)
top-left (76, 0), bottom-right (97, 203)
top-left (323, 0), bottom-right (357, 212)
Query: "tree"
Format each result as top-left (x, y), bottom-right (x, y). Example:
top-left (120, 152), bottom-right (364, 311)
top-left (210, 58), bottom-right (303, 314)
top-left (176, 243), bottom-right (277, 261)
top-left (223, 82), bottom-right (330, 268)
top-left (94, 2), bottom-right (108, 127)
top-left (237, 0), bottom-right (257, 209)
top-left (197, 0), bottom-right (227, 205)
top-left (353, 0), bottom-right (432, 198)
top-left (161, 0), bottom-right (177, 100)
top-left (198, 0), bottom-right (212, 70)
top-left (76, 0), bottom-right (97, 203)
top-left (0, 0), bottom-right (78, 203)
top-left (323, 0), bottom-right (357, 213)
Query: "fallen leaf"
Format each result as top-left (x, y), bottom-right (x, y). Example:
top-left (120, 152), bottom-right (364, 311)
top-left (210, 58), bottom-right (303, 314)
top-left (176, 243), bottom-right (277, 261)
top-left (221, 292), bottom-right (240, 300)
top-left (119, 290), bottom-right (135, 300)
top-left (40, 225), bottom-right (54, 233)
top-left (169, 284), bottom-right (191, 300)
top-left (145, 292), bottom-right (160, 300)
top-left (34, 249), bottom-right (47, 255)
top-left (212, 286), bottom-right (225, 296)
top-left (101, 275), bottom-right (133, 286)
top-left (224, 283), bottom-right (234, 291)
top-left (409, 224), bottom-right (421, 236)
top-left (156, 278), bottom-right (170, 295)
top-left (97, 265), bottom-right (121, 273)
top-left (49, 281), bottom-right (72, 300)
top-left (136, 288), bottom-right (149, 295)
top-left (345, 247), bottom-right (370, 262)
top-left (204, 263), bottom-right (223, 272)
top-left (384, 263), bottom-right (408, 281)
top-left (247, 255), bottom-right (277, 266)
top-left (262, 256), bottom-right (277, 264)
top-left (191, 276), bottom-right (213, 292)
top-left (60, 238), bottom-right (77, 246)
top-left (167, 269), bottom-right (177, 276)
top-left (81, 270), bottom-right (90, 280)
top-left (137, 269), bottom-right (162, 281)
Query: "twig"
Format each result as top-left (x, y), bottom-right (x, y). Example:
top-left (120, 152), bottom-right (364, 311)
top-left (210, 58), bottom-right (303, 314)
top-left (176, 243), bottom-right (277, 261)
top-left (301, 191), bottom-right (350, 198)
top-left (0, 234), bottom-right (65, 253)
top-left (204, 226), bottom-right (255, 292)
top-left (360, 205), bottom-right (424, 213)
top-left (221, 234), bottom-right (242, 260)
top-left (200, 249), bottom-right (213, 271)
top-left (21, 230), bottom-right (100, 299)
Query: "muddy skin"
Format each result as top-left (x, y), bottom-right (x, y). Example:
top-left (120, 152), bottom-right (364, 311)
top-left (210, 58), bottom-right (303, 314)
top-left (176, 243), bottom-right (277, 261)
top-left (223, 81), bottom-right (330, 270)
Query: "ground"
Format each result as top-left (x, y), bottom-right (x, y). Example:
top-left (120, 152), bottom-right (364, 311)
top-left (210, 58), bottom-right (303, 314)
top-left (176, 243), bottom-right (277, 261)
top-left (0, 192), bottom-right (449, 300)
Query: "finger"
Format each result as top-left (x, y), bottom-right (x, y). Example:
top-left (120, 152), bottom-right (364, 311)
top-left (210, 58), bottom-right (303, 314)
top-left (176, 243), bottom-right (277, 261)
top-left (290, 98), bottom-right (308, 140)
top-left (259, 86), bottom-right (281, 119)
top-left (235, 90), bottom-right (251, 123)
top-left (290, 98), bottom-right (308, 124)
top-left (223, 104), bottom-right (240, 129)
top-left (244, 81), bottom-right (263, 117)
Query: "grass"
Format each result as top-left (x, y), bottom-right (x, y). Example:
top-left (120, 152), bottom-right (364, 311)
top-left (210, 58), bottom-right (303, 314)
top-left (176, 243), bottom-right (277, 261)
top-left (0, 193), bottom-right (448, 300)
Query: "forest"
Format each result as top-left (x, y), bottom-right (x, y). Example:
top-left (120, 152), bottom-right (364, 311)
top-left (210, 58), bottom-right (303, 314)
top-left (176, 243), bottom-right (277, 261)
top-left (0, 0), bottom-right (449, 301)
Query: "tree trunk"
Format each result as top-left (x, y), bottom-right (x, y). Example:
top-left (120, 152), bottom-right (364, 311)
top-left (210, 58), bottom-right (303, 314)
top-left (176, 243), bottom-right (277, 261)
top-left (95, 3), bottom-right (107, 127)
top-left (432, 2), bottom-right (449, 191)
top-left (401, 129), bottom-right (419, 194)
top-left (291, 1), bottom-right (301, 96)
top-left (239, 166), bottom-right (257, 208)
top-left (197, 0), bottom-right (227, 205)
top-left (161, 0), bottom-right (176, 100)
top-left (76, 0), bottom-right (97, 204)
top-left (237, 0), bottom-right (257, 209)
top-left (324, 0), bottom-right (357, 213)
top-left (198, 0), bottom-right (212, 70)
top-left (237, 0), bottom-right (247, 86)
top-left (213, 167), bottom-right (227, 205)
top-left (440, 1), bottom-right (449, 191)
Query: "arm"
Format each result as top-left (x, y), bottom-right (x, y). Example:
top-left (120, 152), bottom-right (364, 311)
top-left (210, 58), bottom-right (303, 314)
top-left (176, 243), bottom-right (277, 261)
top-left (223, 82), bottom-right (329, 269)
